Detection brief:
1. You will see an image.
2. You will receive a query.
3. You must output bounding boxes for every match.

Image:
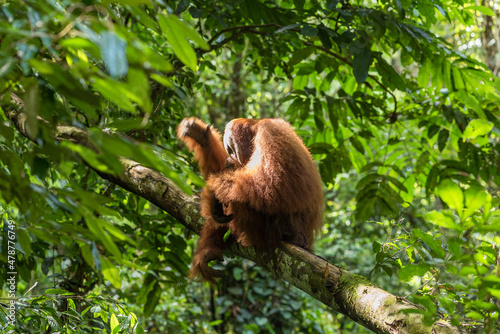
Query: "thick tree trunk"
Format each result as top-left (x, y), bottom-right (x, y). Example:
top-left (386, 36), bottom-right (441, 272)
top-left (481, 0), bottom-right (499, 74)
top-left (6, 105), bottom-right (461, 334)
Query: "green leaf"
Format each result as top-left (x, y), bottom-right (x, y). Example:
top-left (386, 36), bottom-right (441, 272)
top-left (412, 295), bottom-right (437, 321)
top-left (399, 263), bottom-right (430, 282)
top-left (159, 14), bottom-right (198, 70)
top-left (451, 66), bottom-right (465, 90)
top-left (313, 99), bottom-right (325, 131)
top-left (189, 6), bottom-right (203, 18)
top-left (91, 242), bottom-right (102, 271)
top-left (417, 57), bottom-right (431, 87)
top-left (127, 68), bottom-right (152, 113)
top-left (30, 59), bottom-right (100, 109)
top-left (375, 57), bottom-right (405, 91)
top-left (301, 25), bottom-right (318, 37)
top-left (309, 143), bottom-right (334, 155)
top-left (431, 57), bottom-right (443, 87)
top-left (459, 265), bottom-right (488, 276)
top-left (463, 186), bottom-right (487, 219)
top-left (376, 250), bottom-right (388, 263)
top-left (416, 151), bottom-right (430, 174)
top-left (81, 305), bottom-right (93, 317)
top-left (437, 129), bottom-right (449, 152)
top-left (401, 174), bottom-right (415, 205)
top-left (320, 151), bottom-right (342, 181)
top-left (294, 74), bottom-right (310, 91)
top-left (447, 238), bottom-right (462, 259)
top-left (355, 196), bottom-right (376, 221)
top-left (16, 229), bottom-right (32, 257)
top-left (150, 74), bottom-right (173, 88)
top-left (168, 14), bottom-right (209, 50)
top-left (99, 32), bottom-right (128, 78)
top-left (381, 265), bottom-right (393, 277)
top-left (61, 142), bottom-right (118, 174)
top-left (101, 0), bottom-right (150, 4)
top-left (92, 77), bottom-right (136, 113)
top-left (435, 5), bottom-right (450, 21)
top-left (45, 288), bottom-right (74, 295)
top-left (478, 217), bottom-right (500, 232)
top-left (67, 298), bottom-right (76, 309)
top-left (136, 324), bottom-right (146, 334)
top-left (126, 5), bottom-right (159, 30)
top-left (164, 251), bottom-right (189, 274)
top-left (417, 2), bottom-right (437, 27)
top-left (342, 76), bottom-right (357, 95)
top-left (350, 136), bottom-right (365, 154)
top-left (455, 90), bottom-right (484, 118)
top-left (99, 220), bottom-right (136, 246)
top-left (0, 57), bottom-right (16, 78)
top-left (384, 175), bottom-right (407, 193)
top-left (86, 217), bottom-right (122, 258)
top-left (33, 156), bottom-right (50, 179)
top-left (406, 247), bottom-right (415, 263)
top-left (293, 0), bottom-right (305, 10)
top-left (78, 241), bottom-right (96, 269)
top-left (286, 97), bottom-right (309, 122)
top-left (425, 211), bottom-right (461, 230)
top-left (356, 173), bottom-right (381, 190)
top-left (352, 47), bottom-right (372, 83)
top-left (442, 60), bottom-right (452, 90)
top-left (488, 288), bottom-right (500, 299)
top-left (438, 179), bottom-right (463, 213)
top-left (101, 256), bottom-right (122, 289)
top-left (106, 118), bottom-right (147, 131)
top-left (101, 135), bottom-right (191, 195)
top-left (463, 119), bottom-right (493, 139)
top-left (110, 313), bottom-right (120, 334)
top-left (223, 229), bottom-right (231, 242)
top-left (427, 124), bottom-right (440, 139)
top-left (318, 28), bottom-right (333, 49)
top-left (464, 5), bottom-right (495, 16)
top-left (144, 281), bottom-right (162, 317)
top-left (275, 24), bottom-right (301, 34)
top-left (60, 36), bottom-right (100, 53)
top-left (413, 229), bottom-right (445, 258)
top-left (288, 46), bottom-right (315, 67)
top-left (425, 164), bottom-right (439, 194)
top-left (348, 147), bottom-right (367, 172)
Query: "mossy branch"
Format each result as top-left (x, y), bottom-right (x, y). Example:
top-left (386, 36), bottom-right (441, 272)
top-left (6, 103), bottom-right (460, 334)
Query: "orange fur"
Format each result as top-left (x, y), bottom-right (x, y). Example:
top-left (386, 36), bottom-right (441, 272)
top-left (176, 117), bottom-right (227, 178)
top-left (177, 117), bottom-right (323, 284)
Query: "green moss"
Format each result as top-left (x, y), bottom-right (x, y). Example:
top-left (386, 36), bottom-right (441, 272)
top-left (384, 296), bottom-right (397, 307)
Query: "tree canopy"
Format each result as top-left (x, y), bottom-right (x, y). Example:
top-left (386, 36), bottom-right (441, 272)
top-left (0, 0), bottom-right (499, 333)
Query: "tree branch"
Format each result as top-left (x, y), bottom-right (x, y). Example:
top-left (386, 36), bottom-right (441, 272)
top-left (5, 106), bottom-right (460, 334)
top-left (207, 23), bottom-right (278, 46)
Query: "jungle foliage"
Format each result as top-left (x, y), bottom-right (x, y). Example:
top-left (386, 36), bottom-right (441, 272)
top-left (0, 0), bottom-right (499, 333)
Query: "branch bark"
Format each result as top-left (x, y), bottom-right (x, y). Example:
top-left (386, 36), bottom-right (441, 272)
top-left (480, 0), bottom-right (499, 75)
top-left (5, 107), bottom-right (461, 334)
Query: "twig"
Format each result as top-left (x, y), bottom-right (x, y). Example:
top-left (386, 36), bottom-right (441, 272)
top-left (207, 23), bottom-right (278, 46)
